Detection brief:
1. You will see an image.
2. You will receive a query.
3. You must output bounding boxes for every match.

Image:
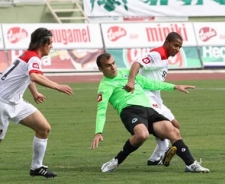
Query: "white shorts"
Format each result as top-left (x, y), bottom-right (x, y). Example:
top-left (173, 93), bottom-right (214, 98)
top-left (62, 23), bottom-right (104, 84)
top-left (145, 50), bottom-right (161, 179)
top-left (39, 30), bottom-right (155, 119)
top-left (0, 98), bottom-right (37, 139)
top-left (150, 97), bottom-right (175, 121)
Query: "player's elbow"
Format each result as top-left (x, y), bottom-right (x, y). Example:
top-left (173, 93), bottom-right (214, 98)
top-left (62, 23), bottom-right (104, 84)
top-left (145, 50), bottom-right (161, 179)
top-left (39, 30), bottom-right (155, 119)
top-left (29, 73), bottom-right (42, 83)
top-left (30, 73), bottom-right (37, 82)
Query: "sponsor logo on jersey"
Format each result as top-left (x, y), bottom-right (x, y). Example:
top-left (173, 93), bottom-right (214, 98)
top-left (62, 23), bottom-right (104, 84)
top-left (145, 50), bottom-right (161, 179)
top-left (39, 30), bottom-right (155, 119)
top-left (32, 63), bottom-right (40, 69)
top-left (7, 27), bottom-right (28, 43)
top-left (97, 93), bottom-right (102, 102)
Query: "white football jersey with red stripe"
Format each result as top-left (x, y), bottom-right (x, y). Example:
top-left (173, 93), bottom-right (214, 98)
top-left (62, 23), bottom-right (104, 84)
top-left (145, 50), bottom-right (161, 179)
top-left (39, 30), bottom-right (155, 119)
top-left (137, 46), bottom-right (169, 105)
top-left (0, 50), bottom-right (43, 104)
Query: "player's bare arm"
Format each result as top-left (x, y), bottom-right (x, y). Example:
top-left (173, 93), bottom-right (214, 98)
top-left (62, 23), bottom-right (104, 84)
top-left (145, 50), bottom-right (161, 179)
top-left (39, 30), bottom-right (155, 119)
top-left (90, 133), bottom-right (104, 150)
top-left (124, 62), bottom-right (141, 92)
top-left (28, 83), bottom-right (46, 104)
top-left (29, 73), bottom-right (73, 95)
top-left (174, 85), bottom-right (195, 94)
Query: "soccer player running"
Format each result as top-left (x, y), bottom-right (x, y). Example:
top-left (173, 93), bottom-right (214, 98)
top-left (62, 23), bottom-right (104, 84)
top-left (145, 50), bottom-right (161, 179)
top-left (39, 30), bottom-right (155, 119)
top-left (90, 52), bottom-right (209, 173)
top-left (124, 32), bottom-right (183, 166)
top-left (0, 28), bottom-right (73, 178)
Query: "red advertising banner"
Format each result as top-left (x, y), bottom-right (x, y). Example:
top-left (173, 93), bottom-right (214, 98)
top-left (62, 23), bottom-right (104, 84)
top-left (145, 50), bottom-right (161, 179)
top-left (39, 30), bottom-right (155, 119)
top-left (4, 49), bottom-right (103, 72)
top-left (0, 51), bottom-right (8, 72)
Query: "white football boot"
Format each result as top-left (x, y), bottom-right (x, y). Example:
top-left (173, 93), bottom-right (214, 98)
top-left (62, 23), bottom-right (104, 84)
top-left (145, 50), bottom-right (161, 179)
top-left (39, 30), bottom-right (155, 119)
top-left (185, 160), bottom-right (210, 173)
top-left (101, 158), bottom-right (118, 172)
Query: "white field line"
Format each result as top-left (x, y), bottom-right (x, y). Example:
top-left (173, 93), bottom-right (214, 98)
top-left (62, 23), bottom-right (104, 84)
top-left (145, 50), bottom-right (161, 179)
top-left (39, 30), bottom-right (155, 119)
top-left (196, 87), bottom-right (225, 91)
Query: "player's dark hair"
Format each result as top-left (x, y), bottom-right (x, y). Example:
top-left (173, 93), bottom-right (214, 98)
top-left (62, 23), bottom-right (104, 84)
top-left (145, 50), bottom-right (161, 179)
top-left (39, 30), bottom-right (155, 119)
top-left (166, 32), bottom-right (183, 42)
top-left (28, 28), bottom-right (53, 50)
top-left (96, 52), bottom-right (111, 67)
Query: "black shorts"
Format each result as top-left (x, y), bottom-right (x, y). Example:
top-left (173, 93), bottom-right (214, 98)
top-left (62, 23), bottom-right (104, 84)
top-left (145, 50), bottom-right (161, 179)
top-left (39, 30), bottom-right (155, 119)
top-left (120, 105), bottom-right (169, 136)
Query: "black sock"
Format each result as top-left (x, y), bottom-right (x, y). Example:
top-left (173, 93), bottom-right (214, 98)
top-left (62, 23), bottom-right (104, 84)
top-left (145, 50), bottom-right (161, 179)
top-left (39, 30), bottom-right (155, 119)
top-left (115, 139), bottom-right (139, 165)
top-left (172, 139), bottom-right (195, 166)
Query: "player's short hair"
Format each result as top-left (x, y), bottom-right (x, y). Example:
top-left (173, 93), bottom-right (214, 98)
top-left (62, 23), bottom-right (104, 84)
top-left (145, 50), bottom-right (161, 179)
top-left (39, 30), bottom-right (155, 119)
top-left (166, 32), bottom-right (183, 42)
top-left (28, 27), bottom-right (53, 50)
top-left (96, 52), bottom-right (111, 67)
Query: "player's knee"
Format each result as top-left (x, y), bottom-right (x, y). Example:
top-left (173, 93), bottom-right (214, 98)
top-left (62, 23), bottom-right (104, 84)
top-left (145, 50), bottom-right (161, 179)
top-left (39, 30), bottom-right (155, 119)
top-left (135, 130), bottom-right (149, 142)
top-left (171, 119), bottom-right (180, 129)
top-left (171, 128), bottom-right (181, 140)
top-left (44, 124), bottom-right (51, 134)
top-left (37, 124), bottom-right (51, 137)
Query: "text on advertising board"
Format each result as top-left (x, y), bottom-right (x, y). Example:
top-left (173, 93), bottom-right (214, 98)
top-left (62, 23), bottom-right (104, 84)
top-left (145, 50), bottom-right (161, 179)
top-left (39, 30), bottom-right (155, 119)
top-left (50, 26), bottom-right (91, 45)
top-left (146, 24), bottom-right (188, 42)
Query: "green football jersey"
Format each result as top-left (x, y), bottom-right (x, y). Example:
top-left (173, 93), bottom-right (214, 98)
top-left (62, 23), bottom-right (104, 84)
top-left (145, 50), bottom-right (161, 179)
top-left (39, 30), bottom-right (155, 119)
top-left (95, 69), bottom-right (175, 134)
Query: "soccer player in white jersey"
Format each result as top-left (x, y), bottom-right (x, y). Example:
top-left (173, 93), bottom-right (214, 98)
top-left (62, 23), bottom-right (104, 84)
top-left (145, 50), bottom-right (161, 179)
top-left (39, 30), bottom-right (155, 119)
top-left (0, 28), bottom-right (73, 178)
top-left (124, 32), bottom-right (183, 166)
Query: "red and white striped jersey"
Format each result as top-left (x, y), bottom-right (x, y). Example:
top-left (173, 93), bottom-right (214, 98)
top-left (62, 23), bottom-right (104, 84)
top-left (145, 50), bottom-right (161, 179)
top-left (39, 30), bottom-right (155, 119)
top-left (0, 50), bottom-right (43, 104)
top-left (136, 46), bottom-right (169, 105)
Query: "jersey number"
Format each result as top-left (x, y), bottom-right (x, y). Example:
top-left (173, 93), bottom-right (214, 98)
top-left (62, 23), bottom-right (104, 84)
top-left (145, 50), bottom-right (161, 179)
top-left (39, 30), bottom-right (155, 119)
top-left (162, 71), bottom-right (167, 79)
top-left (1, 60), bottom-right (20, 80)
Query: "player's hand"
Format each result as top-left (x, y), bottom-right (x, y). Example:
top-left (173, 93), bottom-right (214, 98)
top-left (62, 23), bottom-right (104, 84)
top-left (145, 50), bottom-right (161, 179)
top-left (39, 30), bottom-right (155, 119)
top-left (123, 81), bottom-right (135, 92)
top-left (174, 85), bottom-right (195, 94)
top-left (90, 133), bottom-right (103, 150)
top-left (34, 92), bottom-right (46, 104)
top-left (57, 85), bottom-right (74, 95)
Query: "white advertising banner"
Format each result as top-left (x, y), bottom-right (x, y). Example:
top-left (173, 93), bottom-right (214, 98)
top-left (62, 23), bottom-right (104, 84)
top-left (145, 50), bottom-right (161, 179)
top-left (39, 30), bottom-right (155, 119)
top-left (193, 22), bottom-right (225, 46)
top-left (101, 22), bottom-right (197, 48)
top-left (2, 23), bottom-right (103, 49)
top-left (0, 25), bottom-right (4, 49)
top-left (84, 0), bottom-right (225, 17)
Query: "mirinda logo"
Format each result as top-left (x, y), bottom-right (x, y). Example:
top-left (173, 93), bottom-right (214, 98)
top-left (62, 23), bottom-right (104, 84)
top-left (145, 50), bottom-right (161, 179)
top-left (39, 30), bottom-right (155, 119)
top-left (107, 26), bottom-right (126, 42)
top-left (7, 27), bottom-right (28, 43)
top-left (199, 27), bottom-right (217, 42)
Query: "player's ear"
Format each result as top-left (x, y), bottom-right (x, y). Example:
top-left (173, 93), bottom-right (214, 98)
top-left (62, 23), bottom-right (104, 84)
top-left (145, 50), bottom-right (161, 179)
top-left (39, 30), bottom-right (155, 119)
top-left (165, 39), bottom-right (169, 45)
top-left (98, 67), bottom-right (103, 72)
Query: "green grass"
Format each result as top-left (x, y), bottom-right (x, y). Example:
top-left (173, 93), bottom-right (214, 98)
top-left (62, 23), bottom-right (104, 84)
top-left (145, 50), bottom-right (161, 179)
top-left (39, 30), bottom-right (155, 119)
top-left (1, 79), bottom-right (225, 184)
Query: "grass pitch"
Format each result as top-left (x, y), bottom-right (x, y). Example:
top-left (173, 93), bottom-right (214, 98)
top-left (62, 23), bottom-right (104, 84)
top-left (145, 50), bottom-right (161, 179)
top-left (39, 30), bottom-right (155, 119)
top-left (1, 79), bottom-right (225, 184)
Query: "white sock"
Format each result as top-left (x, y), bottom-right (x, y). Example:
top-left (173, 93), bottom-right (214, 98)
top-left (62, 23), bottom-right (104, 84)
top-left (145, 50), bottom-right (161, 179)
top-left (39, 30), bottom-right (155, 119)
top-left (31, 136), bottom-right (48, 169)
top-left (149, 137), bottom-right (170, 161)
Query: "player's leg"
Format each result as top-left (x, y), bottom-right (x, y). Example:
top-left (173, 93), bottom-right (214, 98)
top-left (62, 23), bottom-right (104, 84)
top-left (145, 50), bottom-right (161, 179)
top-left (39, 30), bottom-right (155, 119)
top-left (101, 106), bottom-right (149, 172)
top-left (148, 104), bottom-right (179, 165)
top-left (0, 101), bottom-right (11, 143)
top-left (17, 101), bottom-right (56, 178)
top-left (161, 104), bottom-right (180, 129)
top-left (147, 138), bottom-right (169, 165)
top-left (153, 120), bottom-right (209, 173)
top-left (147, 103), bottom-right (171, 165)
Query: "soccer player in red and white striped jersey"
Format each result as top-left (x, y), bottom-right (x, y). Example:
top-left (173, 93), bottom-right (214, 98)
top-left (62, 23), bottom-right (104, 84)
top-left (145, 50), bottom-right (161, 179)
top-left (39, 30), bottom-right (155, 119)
top-left (0, 27), bottom-right (73, 178)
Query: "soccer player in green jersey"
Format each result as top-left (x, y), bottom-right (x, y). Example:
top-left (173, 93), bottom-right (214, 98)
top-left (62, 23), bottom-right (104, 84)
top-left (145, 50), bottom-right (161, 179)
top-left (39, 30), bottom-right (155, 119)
top-left (90, 52), bottom-right (209, 173)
